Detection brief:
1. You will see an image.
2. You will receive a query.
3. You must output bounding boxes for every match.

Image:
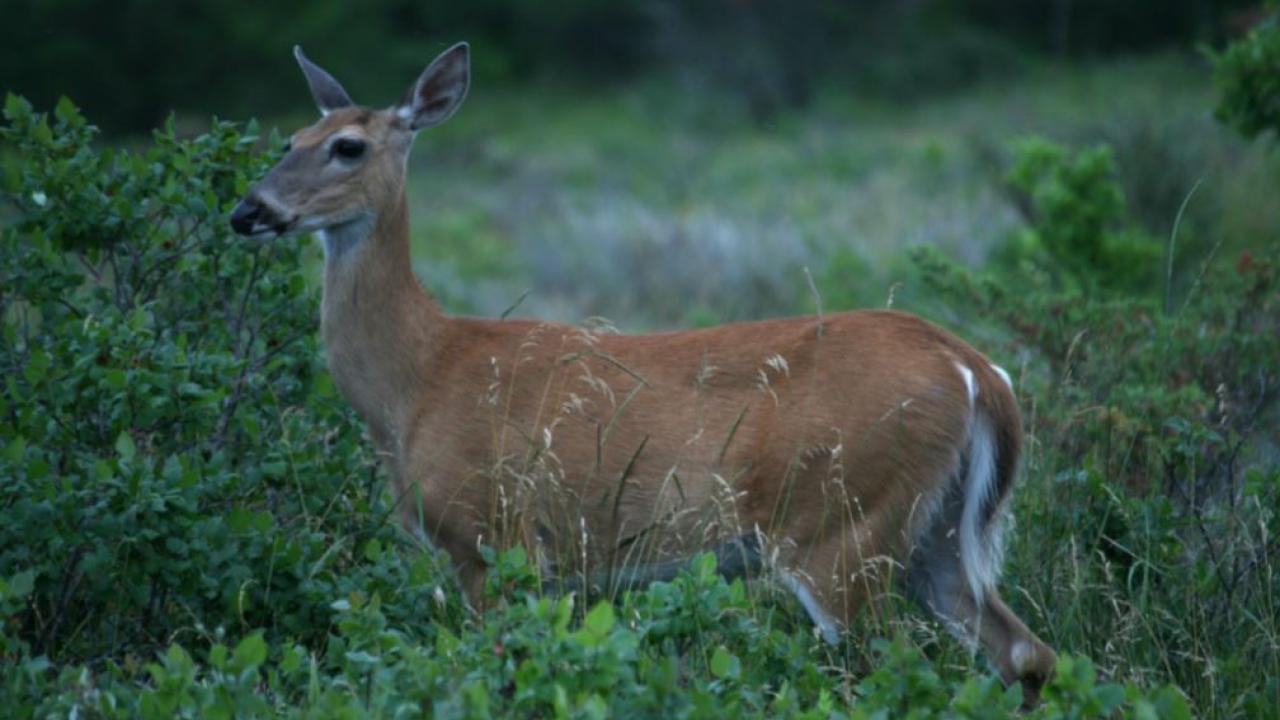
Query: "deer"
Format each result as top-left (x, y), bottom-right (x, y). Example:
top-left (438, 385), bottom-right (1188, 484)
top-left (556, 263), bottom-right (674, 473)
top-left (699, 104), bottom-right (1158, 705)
top-left (229, 42), bottom-right (1058, 703)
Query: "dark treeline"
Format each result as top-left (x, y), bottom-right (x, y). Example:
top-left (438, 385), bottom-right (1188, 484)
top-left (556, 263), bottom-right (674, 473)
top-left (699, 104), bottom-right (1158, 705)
top-left (2, 0), bottom-right (1259, 134)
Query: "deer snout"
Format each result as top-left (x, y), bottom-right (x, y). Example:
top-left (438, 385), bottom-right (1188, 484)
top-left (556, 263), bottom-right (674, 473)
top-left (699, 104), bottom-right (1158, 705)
top-left (229, 196), bottom-right (263, 235)
top-left (230, 194), bottom-right (291, 237)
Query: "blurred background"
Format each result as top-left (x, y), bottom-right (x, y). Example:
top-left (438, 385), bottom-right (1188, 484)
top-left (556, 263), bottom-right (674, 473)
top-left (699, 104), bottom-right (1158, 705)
top-left (5, 0), bottom-right (1276, 328)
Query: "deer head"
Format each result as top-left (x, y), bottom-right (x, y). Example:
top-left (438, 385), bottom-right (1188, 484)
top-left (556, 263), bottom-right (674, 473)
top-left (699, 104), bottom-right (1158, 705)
top-left (229, 43), bottom-right (470, 243)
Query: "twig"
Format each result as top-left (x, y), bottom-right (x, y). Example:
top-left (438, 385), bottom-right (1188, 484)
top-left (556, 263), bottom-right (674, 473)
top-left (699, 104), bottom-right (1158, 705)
top-left (500, 289), bottom-right (531, 321)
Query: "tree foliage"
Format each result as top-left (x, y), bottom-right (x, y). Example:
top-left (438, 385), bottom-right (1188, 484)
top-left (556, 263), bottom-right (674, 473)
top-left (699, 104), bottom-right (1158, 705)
top-left (1213, 6), bottom-right (1280, 140)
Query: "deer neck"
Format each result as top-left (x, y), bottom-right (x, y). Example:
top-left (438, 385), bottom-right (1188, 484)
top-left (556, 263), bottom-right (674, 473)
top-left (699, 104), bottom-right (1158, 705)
top-left (319, 190), bottom-right (441, 448)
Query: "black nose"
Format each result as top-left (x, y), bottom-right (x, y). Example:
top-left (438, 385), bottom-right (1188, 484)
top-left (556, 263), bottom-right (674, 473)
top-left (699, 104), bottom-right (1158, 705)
top-left (230, 197), bottom-right (262, 235)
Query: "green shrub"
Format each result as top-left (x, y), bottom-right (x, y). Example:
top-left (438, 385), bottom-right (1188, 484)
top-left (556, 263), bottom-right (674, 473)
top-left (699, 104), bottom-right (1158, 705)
top-left (4, 546), bottom-right (1198, 719)
top-left (1213, 7), bottom-right (1280, 141)
top-left (0, 95), bottom-right (459, 671)
top-left (913, 134), bottom-right (1279, 717)
top-left (994, 136), bottom-right (1162, 295)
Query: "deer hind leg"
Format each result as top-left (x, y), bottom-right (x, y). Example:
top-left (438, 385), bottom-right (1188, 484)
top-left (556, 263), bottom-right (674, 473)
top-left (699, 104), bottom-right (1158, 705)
top-left (776, 519), bottom-right (899, 647)
top-left (904, 483), bottom-right (1056, 705)
top-left (779, 570), bottom-right (842, 645)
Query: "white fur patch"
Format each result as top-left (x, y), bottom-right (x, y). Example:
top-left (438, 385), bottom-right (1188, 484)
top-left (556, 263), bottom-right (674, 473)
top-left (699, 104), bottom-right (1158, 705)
top-left (954, 361), bottom-right (977, 408)
top-left (960, 414), bottom-right (1002, 602)
top-left (255, 188), bottom-right (286, 216)
top-left (1011, 640), bottom-right (1035, 675)
top-left (780, 571), bottom-right (841, 645)
top-left (319, 217), bottom-right (373, 260)
top-left (991, 363), bottom-right (1013, 390)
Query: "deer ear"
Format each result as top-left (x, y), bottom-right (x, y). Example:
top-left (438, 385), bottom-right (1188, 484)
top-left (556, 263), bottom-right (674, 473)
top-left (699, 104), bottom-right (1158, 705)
top-left (399, 42), bottom-right (469, 131)
top-left (294, 46), bottom-right (354, 115)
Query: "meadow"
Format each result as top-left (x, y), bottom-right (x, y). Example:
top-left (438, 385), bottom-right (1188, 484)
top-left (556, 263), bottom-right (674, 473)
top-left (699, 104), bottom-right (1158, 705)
top-left (400, 54), bottom-right (1276, 327)
top-left (2, 42), bottom-right (1278, 719)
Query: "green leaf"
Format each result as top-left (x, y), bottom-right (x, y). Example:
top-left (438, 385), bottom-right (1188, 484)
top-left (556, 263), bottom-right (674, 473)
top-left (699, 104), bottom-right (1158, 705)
top-left (280, 645), bottom-right (304, 674)
top-left (1094, 683), bottom-right (1126, 713)
top-left (232, 631), bottom-right (267, 671)
top-left (1132, 700), bottom-right (1159, 720)
top-left (582, 601), bottom-right (615, 642)
top-left (105, 368), bottom-right (127, 390)
top-left (691, 551), bottom-right (717, 580)
top-left (710, 646), bottom-right (740, 680)
top-left (436, 628), bottom-right (460, 657)
top-left (345, 650), bottom-right (379, 667)
top-left (4, 436), bottom-right (25, 464)
top-left (553, 595), bottom-right (574, 637)
top-left (208, 644), bottom-right (228, 671)
top-left (2, 569), bottom-right (36, 600)
top-left (115, 431), bottom-right (137, 462)
top-left (54, 96), bottom-right (81, 125)
top-left (4, 93), bottom-right (30, 120)
top-left (23, 348), bottom-right (50, 384)
top-left (1152, 686), bottom-right (1192, 720)
top-left (32, 117), bottom-right (52, 146)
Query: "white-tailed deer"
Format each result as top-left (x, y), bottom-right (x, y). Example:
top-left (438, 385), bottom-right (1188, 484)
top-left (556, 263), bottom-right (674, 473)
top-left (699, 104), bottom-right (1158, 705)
top-left (231, 43), bottom-right (1057, 702)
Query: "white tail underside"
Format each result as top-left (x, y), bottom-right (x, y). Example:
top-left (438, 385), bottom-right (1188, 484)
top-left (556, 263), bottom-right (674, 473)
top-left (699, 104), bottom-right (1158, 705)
top-left (959, 412), bottom-right (1005, 603)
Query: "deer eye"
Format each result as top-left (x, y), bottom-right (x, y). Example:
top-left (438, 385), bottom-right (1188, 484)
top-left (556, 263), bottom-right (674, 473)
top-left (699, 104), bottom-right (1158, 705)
top-left (332, 137), bottom-right (366, 160)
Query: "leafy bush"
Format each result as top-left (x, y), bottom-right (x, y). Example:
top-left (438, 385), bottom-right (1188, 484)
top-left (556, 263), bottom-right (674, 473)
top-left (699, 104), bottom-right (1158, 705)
top-left (0, 95), bottom-right (459, 671)
top-left (993, 137), bottom-right (1162, 295)
top-left (1213, 7), bottom-right (1280, 140)
top-left (6, 546), bottom-right (1196, 719)
top-left (913, 134), bottom-right (1279, 718)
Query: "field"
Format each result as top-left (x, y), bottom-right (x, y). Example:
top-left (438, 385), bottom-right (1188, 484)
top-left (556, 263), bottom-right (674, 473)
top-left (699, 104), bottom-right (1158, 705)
top-left (2, 47), bottom-right (1278, 719)
top-left (400, 54), bottom-right (1276, 327)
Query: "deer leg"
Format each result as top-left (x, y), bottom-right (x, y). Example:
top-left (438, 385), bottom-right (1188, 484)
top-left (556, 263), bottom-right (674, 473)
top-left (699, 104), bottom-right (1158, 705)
top-left (779, 570), bottom-right (842, 645)
top-left (976, 591), bottom-right (1057, 705)
top-left (776, 523), bottom-right (897, 648)
top-left (905, 523), bottom-right (1056, 706)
